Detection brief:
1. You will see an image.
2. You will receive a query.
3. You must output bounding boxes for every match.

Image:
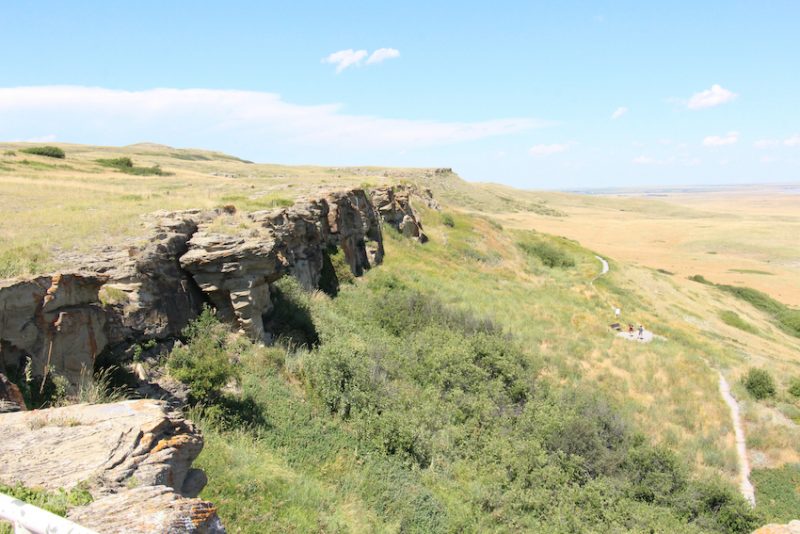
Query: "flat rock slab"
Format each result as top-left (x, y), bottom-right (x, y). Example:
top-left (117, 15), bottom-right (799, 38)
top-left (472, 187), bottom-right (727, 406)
top-left (0, 399), bottom-right (204, 497)
top-left (616, 329), bottom-right (654, 343)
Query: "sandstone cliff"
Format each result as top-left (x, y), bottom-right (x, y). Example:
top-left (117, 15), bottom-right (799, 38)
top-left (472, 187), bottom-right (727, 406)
top-left (0, 185), bottom-right (428, 389)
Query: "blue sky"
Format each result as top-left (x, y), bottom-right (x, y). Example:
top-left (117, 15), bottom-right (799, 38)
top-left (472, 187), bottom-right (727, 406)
top-left (1, 1), bottom-right (798, 189)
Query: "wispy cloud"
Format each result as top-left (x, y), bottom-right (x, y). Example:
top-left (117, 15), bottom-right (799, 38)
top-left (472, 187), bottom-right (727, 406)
top-left (529, 143), bottom-right (569, 156)
top-left (784, 134), bottom-right (800, 147)
top-left (611, 106), bottom-right (628, 120)
top-left (366, 48), bottom-right (400, 65)
top-left (633, 155), bottom-right (700, 166)
top-left (322, 49), bottom-right (368, 73)
top-left (0, 86), bottom-right (545, 155)
top-left (754, 134), bottom-right (800, 148)
top-left (687, 84), bottom-right (737, 110)
top-left (702, 131), bottom-right (739, 147)
top-left (323, 48), bottom-right (400, 73)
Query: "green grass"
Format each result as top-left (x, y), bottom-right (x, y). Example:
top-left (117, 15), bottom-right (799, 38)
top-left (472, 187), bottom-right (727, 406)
top-left (517, 233), bottom-right (576, 268)
top-left (751, 464), bottom-right (800, 523)
top-left (716, 283), bottom-right (800, 338)
top-left (189, 242), bottom-right (760, 532)
top-left (718, 310), bottom-right (757, 334)
top-left (729, 269), bottom-right (774, 276)
top-left (0, 483), bottom-right (92, 516)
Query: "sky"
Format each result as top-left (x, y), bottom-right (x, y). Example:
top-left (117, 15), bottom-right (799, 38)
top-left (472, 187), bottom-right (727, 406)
top-left (1, 1), bottom-right (798, 189)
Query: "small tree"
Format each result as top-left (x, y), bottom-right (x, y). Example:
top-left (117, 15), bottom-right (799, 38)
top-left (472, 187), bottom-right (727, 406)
top-left (742, 368), bottom-right (776, 400)
top-left (20, 146), bottom-right (65, 159)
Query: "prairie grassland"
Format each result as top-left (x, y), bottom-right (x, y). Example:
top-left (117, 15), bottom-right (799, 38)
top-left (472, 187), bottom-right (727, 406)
top-left (2, 142), bottom-right (798, 521)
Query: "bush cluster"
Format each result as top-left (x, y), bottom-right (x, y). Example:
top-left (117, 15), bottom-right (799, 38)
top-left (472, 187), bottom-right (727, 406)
top-left (167, 306), bottom-right (238, 403)
top-left (517, 239), bottom-right (575, 268)
top-left (96, 156), bottom-right (171, 176)
top-left (742, 367), bottom-right (776, 400)
top-left (20, 145), bottom-right (65, 158)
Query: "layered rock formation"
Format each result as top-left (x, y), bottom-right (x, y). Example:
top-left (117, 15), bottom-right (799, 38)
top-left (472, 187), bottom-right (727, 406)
top-left (371, 185), bottom-right (429, 242)
top-left (0, 399), bottom-right (223, 533)
top-left (0, 273), bottom-right (108, 387)
top-left (0, 185), bottom-right (428, 387)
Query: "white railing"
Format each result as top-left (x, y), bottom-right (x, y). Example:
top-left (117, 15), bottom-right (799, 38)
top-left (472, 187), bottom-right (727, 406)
top-left (0, 493), bottom-right (97, 534)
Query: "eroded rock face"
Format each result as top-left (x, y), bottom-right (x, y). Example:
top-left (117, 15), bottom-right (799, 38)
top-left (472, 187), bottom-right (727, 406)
top-left (0, 372), bottom-right (25, 412)
top-left (371, 185), bottom-right (428, 243)
top-left (0, 273), bottom-right (108, 387)
top-left (182, 188), bottom-right (386, 341)
top-left (89, 210), bottom-right (215, 344)
top-left (0, 185), bottom-right (427, 371)
top-left (68, 485), bottom-right (225, 534)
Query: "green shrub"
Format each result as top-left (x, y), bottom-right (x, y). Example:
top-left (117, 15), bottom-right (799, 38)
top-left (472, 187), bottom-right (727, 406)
top-left (263, 276), bottom-right (319, 348)
top-left (689, 274), bottom-right (711, 284)
top-left (441, 213), bottom-right (455, 227)
top-left (19, 146), bottom-right (65, 158)
top-left (742, 368), bottom-right (776, 400)
top-left (788, 378), bottom-right (800, 398)
top-left (625, 444), bottom-right (686, 503)
top-left (3, 150), bottom-right (16, 156)
top-left (167, 306), bottom-right (238, 403)
top-left (718, 310), bottom-right (757, 334)
top-left (517, 239), bottom-right (575, 268)
top-left (96, 157), bottom-right (171, 176)
top-left (674, 477), bottom-right (762, 533)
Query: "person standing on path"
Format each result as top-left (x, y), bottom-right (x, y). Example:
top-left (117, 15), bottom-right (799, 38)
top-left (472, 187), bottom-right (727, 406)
top-left (638, 325), bottom-right (644, 339)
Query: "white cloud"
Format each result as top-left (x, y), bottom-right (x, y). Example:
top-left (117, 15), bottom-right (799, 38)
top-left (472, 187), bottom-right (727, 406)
top-left (687, 84), bottom-right (737, 110)
top-left (784, 134), bottom-right (800, 147)
top-left (529, 143), bottom-right (569, 156)
top-left (322, 49), bottom-right (368, 73)
top-left (323, 48), bottom-right (400, 73)
top-left (0, 86), bottom-right (545, 154)
top-left (611, 107), bottom-right (628, 120)
top-left (702, 131), bottom-right (739, 147)
top-left (366, 48), bottom-right (400, 65)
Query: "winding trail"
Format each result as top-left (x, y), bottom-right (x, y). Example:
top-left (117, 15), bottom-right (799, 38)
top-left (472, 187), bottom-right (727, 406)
top-left (591, 253), bottom-right (755, 505)
top-left (717, 371), bottom-right (756, 506)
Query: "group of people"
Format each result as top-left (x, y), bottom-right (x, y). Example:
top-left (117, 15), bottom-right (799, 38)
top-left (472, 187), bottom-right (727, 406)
top-left (615, 307), bottom-right (644, 339)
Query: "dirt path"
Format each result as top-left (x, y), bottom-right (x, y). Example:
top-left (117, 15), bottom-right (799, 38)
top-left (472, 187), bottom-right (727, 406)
top-left (717, 371), bottom-right (757, 506)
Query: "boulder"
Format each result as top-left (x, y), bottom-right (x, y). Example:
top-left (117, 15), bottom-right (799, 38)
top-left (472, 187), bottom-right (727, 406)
top-left (753, 521), bottom-right (800, 534)
top-left (68, 485), bottom-right (225, 534)
top-left (0, 399), bottom-right (204, 498)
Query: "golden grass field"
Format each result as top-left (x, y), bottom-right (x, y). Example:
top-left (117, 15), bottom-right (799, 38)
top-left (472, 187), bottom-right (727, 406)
top-left (1, 141), bottom-right (798, 488)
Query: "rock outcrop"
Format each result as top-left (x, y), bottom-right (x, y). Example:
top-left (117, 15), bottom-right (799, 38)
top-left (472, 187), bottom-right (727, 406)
top-left (0, 273), bottom-right (108, 388)
top-left (181, 188), bottom-right (385, 340)
top-left (0, 185), bottom-right (427, 382)
top-left (371, 185), bottom-right (428, 243)
top-left (0, 399), bottom-right (223, 533)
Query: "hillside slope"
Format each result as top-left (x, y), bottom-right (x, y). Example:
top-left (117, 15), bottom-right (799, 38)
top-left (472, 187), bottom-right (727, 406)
top-left (1, 142), bottom-right (798, 530)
